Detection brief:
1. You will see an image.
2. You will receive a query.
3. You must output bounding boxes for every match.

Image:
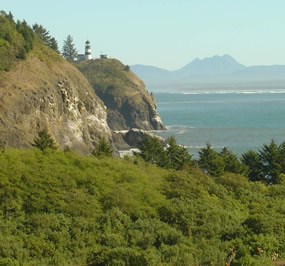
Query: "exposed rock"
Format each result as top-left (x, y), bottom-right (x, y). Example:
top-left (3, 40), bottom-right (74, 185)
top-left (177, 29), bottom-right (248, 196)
top-left (111, 131), bottom-right (131, 150)
top-left (117, 148), bottom-right (141, 158)
top-left (123, 128), bottom-right (149, 148)
top-left (76, 59), bottom-right (165, 131)
top-left (113, 128), bottom-right (166, 152)
top-left (0, 46), bottom-right (111, 153)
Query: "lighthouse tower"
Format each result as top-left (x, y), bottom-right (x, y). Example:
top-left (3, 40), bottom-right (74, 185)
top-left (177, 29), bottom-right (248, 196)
top-left (85, 40), bottom-right (92, 60)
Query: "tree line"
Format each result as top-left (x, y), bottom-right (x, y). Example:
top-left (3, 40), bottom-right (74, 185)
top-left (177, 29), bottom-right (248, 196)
top-left (0, 11), bottom-right (82, 65)
top-left (139, 134), bottom-right (285, 185)
top-left (32, 129), bottom-right (285, 185)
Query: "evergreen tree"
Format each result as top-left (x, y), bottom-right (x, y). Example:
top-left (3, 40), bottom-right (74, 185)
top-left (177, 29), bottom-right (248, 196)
top-left (32, 130), bottom-right (57, 151)
top-left (0, 10), bottom-right (13, 21)
top-left (62, 35), bottom-right (78, 62)
top-left (219, 147), bottom-right (245, 174)
top-left (259, 139), bottom-right (281, 184)
top-left (166, 136), bottom-right (192, 170)
top-left (241, 150), bottom-right (263, 182)
top-left (49, 37), bottom-right (59, 52)
top-left (198, 144), bottom-right (224, 177)
top-left (16, 20), bottom-right (34, 56)
top-left (278, 141), bottom-right (285, 174)
top-left (92, 138), bottom-right (113, 157)
top-left (32, 23), bottom-right (59, 52)
top-left (33, 23), bottom-right (51, 45)
top-left (139, 135), bottom-right (169, 168)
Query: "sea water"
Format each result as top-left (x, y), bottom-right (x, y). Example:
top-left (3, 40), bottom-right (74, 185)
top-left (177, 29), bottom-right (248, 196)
top-left (154, 90), bottom-right (285, 158)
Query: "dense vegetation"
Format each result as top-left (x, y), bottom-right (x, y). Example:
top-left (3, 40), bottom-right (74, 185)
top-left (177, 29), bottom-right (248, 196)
top-left (77, 58), bottom-right (137, 98)
top-left (0, 11), bottom-right (60, 72)
top-left (0, 146), bottom-right (285, 265)
top-left (0, 11), bottom-right (34, 71)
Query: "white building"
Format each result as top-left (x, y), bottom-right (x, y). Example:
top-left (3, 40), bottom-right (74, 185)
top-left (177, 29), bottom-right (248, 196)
top-left (77, 40), bottom-right (92, 61)
top-left (85, 40), bottom-right (92, 60)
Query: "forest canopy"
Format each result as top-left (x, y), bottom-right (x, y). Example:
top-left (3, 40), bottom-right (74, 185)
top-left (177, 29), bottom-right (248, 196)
top-left (0, 148), bottom-right (285, 265)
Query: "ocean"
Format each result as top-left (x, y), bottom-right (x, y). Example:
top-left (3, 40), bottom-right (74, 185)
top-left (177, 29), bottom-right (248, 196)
top-left (154, 90), bottom-right (285, 158)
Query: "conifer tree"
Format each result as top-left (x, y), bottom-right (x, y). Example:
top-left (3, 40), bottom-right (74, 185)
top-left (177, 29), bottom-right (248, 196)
top-left (259, 139), bottom-right (281, 184)
top-left (198, 144), bottom-right (224, 177)
top-left (166, 136), bottom-right (192, 170)
top-left (278, 141), bottom-right (285, 173)
top-left (241, 150), bottom-right (263, 182)
top-left (32, 130), bottom-right (57, 151)
top-left (49, 37), bottom-right (59, 53)
top-left (16, 20), bottom-right (34, 56)
top-left (92, 138), bottom-right (113, 157)
top-left (33, 23), bottom-right (59, 52)
top-left (62, 35), bottom-right (78, 62)
top-left (33, 24), bottom-right (51, 44)
top-left (139, 135), bottom-right (169, 168)
top-left (219, 147), bottom-right (245, 174)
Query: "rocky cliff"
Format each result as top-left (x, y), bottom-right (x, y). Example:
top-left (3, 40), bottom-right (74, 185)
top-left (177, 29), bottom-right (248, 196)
top-left (0, 43), bottom-right (111, 153)
top-left (0, 14), bottom-right (164, 153)
top-left (77, 59), bottom-right (165, 131)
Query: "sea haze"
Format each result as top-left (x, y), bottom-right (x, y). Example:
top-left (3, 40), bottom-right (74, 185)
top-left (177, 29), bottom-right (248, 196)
top-left (154, 91), bottom-right (285, 158)
top-left (131, 55), bottom-right (285, 92)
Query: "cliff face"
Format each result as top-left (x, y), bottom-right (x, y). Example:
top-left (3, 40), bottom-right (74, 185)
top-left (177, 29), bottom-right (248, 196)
top-left (0, 44), bottom-right (111, 153)
top-left (77, 59), bottom-right (165, 131)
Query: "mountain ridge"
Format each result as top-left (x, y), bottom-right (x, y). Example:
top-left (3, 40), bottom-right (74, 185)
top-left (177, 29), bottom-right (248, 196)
top-left (131, 55), bottom-right (285, 91)
top-left (175, 54), bottom-right (246, 76)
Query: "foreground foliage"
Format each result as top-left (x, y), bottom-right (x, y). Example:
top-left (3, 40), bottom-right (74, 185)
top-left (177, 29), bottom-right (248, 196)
top-left (0, 149), bottom-right (284, 265)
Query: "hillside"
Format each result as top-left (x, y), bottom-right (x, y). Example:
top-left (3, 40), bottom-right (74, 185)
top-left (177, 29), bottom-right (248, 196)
top-left (77, 59), bottom-right (165, 130)
top-left (1, 148), bottom-right (285, 265)
top-left (0, 38), bottom-right (111, 152)
top-left (0, 13), bottom-right (165, 153)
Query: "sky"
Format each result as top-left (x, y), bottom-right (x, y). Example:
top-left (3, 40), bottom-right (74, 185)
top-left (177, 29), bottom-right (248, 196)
top-left (1, 0), bottom-right (285, 70)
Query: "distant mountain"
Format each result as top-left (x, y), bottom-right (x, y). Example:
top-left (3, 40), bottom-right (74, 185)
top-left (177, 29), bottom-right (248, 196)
top-left (233, 65), bottom-right (285, 80)
top-left (131, 55), bottom-right (285, 92)
top-left (131, 64), bottom-right (172, 85)
top-left (176, 54), bottom-right (246, 76)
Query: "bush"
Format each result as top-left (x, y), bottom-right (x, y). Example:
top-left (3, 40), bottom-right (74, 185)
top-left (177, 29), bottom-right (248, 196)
top-left (32, 130), bottom-right (57, 151)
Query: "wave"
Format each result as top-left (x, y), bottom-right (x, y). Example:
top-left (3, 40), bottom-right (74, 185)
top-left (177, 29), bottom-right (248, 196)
top-left (187, 145), bottom-right (225, 149)
top-left (170, 89), bottom-right (285, 95)
top-left (154, 125), bottom-right (195, 136)
top-left (166, 125), bottom-right (196, 129)
top-left (165, 125), bottom-right (196, 135)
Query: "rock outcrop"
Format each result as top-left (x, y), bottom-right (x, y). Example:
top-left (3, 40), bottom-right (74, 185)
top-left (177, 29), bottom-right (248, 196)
top-left (0, 44), bottom-right (111, 153)
top-left (77, 59), bottom-right (165, 131)
top-left (0, 14), bottom-right (164, 153)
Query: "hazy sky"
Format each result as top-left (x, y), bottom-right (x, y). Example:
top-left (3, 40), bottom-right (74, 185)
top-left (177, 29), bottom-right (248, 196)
top-left (1, 0), bottom-right (285, 70)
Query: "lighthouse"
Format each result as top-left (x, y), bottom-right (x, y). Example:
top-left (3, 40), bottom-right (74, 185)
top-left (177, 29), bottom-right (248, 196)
top-left (85, 40), bottom-right (92, 60)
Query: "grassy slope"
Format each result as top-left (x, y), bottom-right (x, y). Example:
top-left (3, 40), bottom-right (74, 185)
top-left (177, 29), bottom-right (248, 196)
top-left (1, 40), bottom-right (92, 93)
top-left (0, 149), bottom-right (284, 265)
top-left (77, 59), bottom-right (151, 99)
top-left (76, 59), bottom-right (163, 130)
